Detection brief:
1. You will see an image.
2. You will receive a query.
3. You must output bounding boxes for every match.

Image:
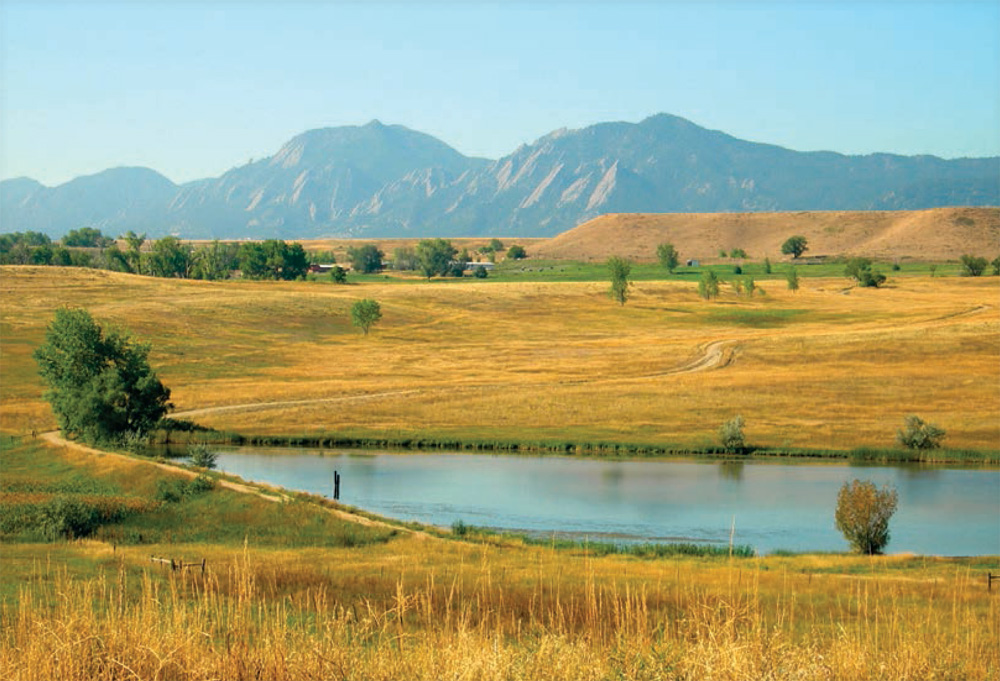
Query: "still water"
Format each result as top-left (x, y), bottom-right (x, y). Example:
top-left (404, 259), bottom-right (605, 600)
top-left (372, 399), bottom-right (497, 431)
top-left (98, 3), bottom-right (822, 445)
top-left (213, 449), bottom-right (1000, 555)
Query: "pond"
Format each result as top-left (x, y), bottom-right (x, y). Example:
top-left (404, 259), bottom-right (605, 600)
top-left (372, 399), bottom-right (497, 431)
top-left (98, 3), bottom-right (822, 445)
top-left (212, 449), bottom-right (1000, 556)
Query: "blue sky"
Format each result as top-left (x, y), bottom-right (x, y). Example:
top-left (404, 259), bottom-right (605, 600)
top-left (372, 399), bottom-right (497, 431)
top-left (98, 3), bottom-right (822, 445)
top-left (1, 1), bottom-right (998, 186)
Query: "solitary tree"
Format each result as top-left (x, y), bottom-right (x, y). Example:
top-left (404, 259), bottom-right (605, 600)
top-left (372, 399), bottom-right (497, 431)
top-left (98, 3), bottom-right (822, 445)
top-left (718, 415), bottom-right (746, 453)
top-left (607, 256), bottom-right (633, 305)
top-left (506, 244), bottom-right (527, 260)
top-left (786, 266), bottom-right (799, 291)
top-left (698, 270), bottom-right (720, 300)
top-left (896, 415), bottom-right (945, 450)
top-left (845, 257), bottom-right (886, 288)
top-left (33, 308), bottom-right (172, 444)
top-left (350, 299), bottom-right (382, 336)
top-left (960, 254), bottom-right (988, 277)
top-left (781, 235), bottom-right (809, 259)
top-left (656, 243), bottom-right (680, 273)
top-left (835, 479), bottom-right (898, 555)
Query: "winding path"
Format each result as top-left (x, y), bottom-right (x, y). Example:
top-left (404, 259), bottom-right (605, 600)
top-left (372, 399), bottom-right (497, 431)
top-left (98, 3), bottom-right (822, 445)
top-left (38, 430), bottom-right (422, 536)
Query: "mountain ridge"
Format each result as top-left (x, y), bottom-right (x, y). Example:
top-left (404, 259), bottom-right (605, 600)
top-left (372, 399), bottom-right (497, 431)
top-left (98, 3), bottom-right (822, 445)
top-left (2, 114), bottom-right (997, 239)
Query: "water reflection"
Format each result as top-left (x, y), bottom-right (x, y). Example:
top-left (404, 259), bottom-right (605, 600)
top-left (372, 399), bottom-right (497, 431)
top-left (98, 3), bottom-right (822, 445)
top-left (718, 461), bottom-right (744, 481)
top-left (211, 448), bottom-right (1000, 556)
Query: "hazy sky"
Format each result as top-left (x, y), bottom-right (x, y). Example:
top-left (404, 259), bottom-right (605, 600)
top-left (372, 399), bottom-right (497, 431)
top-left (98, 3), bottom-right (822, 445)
top-left (2, 1), bottom-right (998, 187)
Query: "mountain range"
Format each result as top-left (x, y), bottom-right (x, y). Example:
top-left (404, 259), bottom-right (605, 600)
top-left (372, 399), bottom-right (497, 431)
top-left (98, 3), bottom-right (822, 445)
top-left (2, 114), bottom-right (998, 240)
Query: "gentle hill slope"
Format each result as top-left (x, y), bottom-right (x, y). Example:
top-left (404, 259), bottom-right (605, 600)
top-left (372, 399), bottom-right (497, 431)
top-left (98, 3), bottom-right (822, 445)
top-left (532, 206), bottom-right (1000, 262)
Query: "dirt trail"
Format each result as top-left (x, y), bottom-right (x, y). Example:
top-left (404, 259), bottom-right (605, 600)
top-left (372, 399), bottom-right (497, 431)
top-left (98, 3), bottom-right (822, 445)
top-left (38, 431), bottom-right (421, 535)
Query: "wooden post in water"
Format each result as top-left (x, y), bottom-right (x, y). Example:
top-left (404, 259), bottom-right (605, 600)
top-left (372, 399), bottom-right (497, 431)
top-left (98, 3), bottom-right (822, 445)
top-left (334, 470), bottom-right (340, 501)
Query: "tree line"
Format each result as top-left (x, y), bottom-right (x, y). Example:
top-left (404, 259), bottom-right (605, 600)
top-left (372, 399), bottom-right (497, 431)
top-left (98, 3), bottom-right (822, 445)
top-left (1, 229), bottom-right (530, 282)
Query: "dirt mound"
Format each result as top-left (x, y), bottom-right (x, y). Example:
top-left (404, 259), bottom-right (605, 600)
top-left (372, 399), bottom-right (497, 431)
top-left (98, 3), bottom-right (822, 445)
top-left (531, 207), bottom-right (1000, 262)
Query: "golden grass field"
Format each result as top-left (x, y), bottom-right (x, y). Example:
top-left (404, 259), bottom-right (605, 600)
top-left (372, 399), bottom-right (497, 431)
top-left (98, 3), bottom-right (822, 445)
top-left (1, 265), bottom-right (997, 450)
top-left (2, 261), bottom-right (999, 679)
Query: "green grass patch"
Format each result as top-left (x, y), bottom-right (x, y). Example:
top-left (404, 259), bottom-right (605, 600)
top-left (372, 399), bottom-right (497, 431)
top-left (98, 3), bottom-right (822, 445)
top-left (0, 437), bottom-right (398, 549)
top-left (705, 307), bottom-right (811, 328)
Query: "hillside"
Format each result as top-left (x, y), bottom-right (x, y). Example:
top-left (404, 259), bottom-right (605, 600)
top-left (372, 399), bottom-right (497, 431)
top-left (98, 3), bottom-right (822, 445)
top-left (3, 114), bottom-right (997, 240)
top-left (531, 206), bottom-right (1000, 262)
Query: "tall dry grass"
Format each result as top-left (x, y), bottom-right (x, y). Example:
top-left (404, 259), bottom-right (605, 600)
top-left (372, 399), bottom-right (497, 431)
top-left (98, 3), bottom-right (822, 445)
top-left (3, 544), bottom-right (997, 680)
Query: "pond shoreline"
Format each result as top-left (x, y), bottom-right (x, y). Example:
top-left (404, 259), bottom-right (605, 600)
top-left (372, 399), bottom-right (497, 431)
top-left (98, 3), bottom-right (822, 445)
top-left (157, 427), bottom-right (1000, 467)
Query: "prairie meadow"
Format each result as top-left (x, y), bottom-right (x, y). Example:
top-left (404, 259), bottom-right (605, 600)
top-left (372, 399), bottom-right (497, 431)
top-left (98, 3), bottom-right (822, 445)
top-left (1, 265), bottom-right (997, 451)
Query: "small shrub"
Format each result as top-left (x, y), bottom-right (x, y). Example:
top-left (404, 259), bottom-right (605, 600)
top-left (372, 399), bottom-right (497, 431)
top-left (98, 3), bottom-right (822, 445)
top-left (764, 257), bottom-right (772, 274)
top-left (155, 478), bottom-right (188, 503)
top-left (188, 473), bottom-right (216, 494)
top-left (698, 271), bottom-right (720, 300)
top-left (39, 496), bottom-right (101, 540)
top-left (473, 265), bottom-right (488, 279)
top-left (188, 443), bottom-right (217, 469)
top-left (896, 415), bottom-right (945, 450)
top-left (452, 519), bottom-right (470, 537)
top-left (835, 479), bottom-right (898, 554)
top-left (786, 267), bottom-right (799, 291)
top-left (718, 415), bottom-right (746, 453)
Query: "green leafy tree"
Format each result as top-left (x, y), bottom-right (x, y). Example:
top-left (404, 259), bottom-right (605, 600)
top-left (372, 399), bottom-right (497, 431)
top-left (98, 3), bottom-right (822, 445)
top-left (718, 415), bottom-right (746, 453)
top-left (698, 270), bottom-right (720, 300)
top-left (392, 246), bottom-right (419, 271)
top-left (266, 240), bottom-right (309, 280)
top-left (506, 244), bottom-right (527, 260)
top-left (416, 238), bottom-right (458, 278)
top-left (350, 299), bottom-right (383, 336)
top-left (960, 254), bottom-right (988, 277)
top-left (764, 257), bottom-right (773, 274)
top-left (730, 248), bottom-right (748, 259)
top-left (489, 238), bottom-right (504, 252)
top-left (191, 240), bottom-right (238, 281)
top-left (781, 235), bottom-right (809, 259)
top-left (33, 308), bottom-right (172, 444)
top-left (121, 231), bottom-right (146, 275)
top-left (786, 266), bottom-right (799, 292)
top-left (347, 244), bottom-right (385, 274)
top-left (607, 256), bottom-right (632, 306)
top-left (63, 227), bottom-right (113, 248)
top-left (145, 236), bottom-right (192, 278)
top-left (51, 247), bottom-right (73, 267)
top-left (238, 240), bottom-right (308, 280)
top-left (31, 244), bottom-right (54, 265)
top-left (656, 243), bottom-right (680, 273)
top-left (238, 242), bottom-right (269, 279)
top-left (330, 265), bottom-right (348, 284)
top-left (896, 415), bottom-right (945, 450)
top-left (991, 256), bottom-right (1000, 276)
top-left (835, 479), bottom-right (898, 555)
top-left (845, 257), bottom-right (886, 288)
